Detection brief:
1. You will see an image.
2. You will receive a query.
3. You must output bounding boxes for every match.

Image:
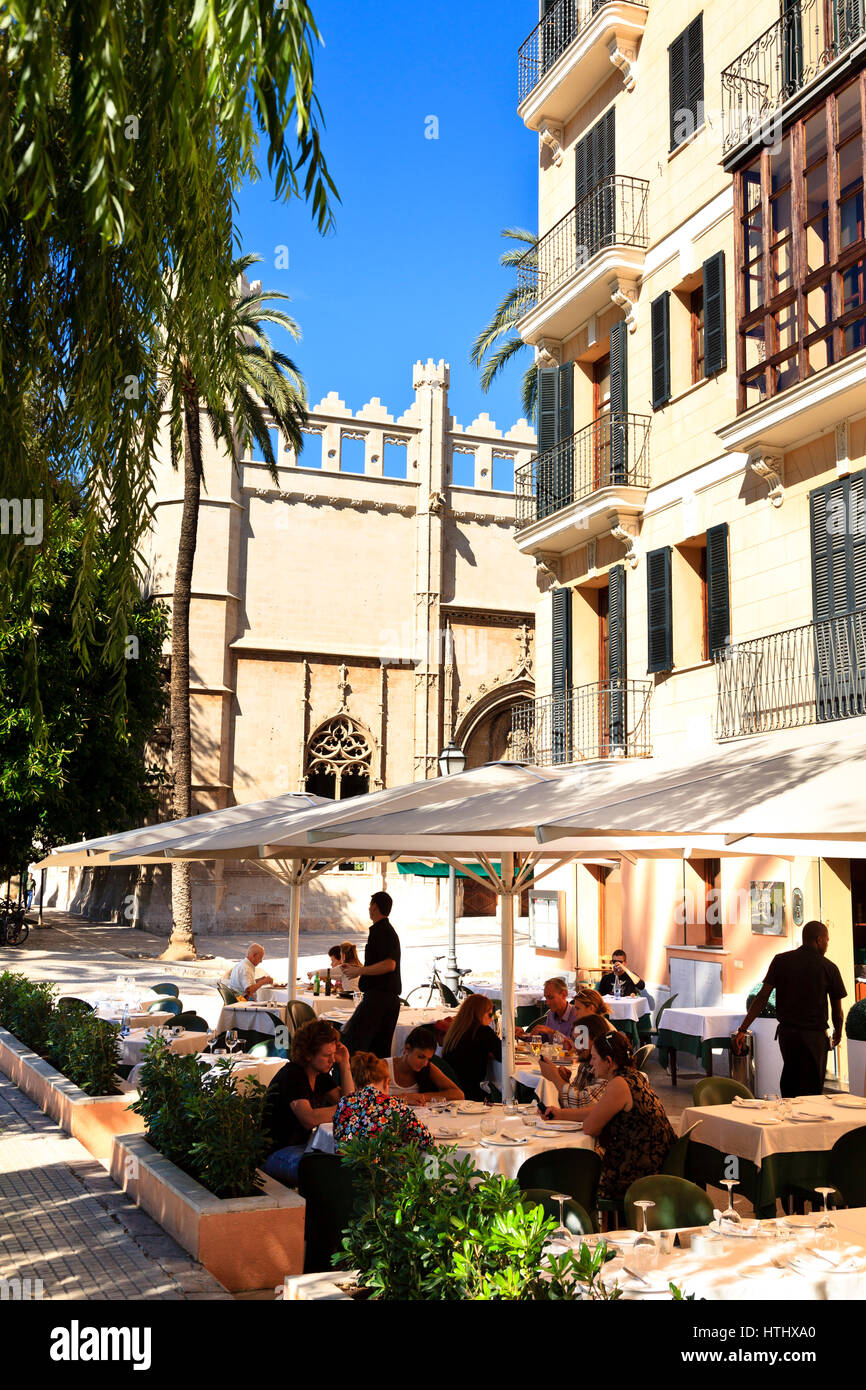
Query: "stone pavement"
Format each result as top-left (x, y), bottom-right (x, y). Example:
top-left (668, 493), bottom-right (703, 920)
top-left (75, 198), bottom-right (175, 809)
top-left (0, 1074), bottom-right (231, 1301)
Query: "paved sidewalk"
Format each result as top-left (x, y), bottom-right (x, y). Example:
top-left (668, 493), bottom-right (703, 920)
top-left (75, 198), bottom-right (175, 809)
top-left (0, 1075), bottom-right (231, 1300)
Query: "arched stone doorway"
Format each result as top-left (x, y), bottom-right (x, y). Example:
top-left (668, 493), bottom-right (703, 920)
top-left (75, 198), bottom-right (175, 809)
top-left (453, 680), bottom-right (536, 772)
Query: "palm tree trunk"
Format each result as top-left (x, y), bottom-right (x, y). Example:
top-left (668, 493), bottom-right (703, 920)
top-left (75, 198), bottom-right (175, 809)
top-left (162, 388), bottom-right (201, 961)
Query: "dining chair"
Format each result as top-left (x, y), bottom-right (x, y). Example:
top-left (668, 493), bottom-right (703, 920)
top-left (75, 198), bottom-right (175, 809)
top-left (248, 1043), bottom-right (269, 1060)
top-left (297, 1154), bottom-right (357, 1272)
top-left (693, 1076), bottom-right (754, 1106)
top-left (217, 981), bottom-right (239, 1005)
top-left (287, 999), bottom-right (317, 1032)
top-left (151, 982), bottom-right (180, 998)
top-left (623, 1175), bottom-right (714, 1231)
top-left (516, 1148), bottom-right (602, 1214)
top-left (518, 1187), bottom-right (595, 1236)
top-left (786, 1125), bottom-right (866, 1213)
top-left (660, 1120), bottom-right (703, 1179)
top-left (171, 1012), bottom-right (209, 1032)
top-left (57, 997), bottom-right (95, 1014)
top-left (648, 993), bottom-right (680, 1082)
top-left (147, 996), bottom-right (182, 1016)
top-left (632, 1043), bottom-right (653, 1070)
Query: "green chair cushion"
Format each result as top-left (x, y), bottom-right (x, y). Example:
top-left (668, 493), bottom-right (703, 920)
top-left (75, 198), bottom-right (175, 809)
top-left (624, 1175), bottom-right (714, 1231)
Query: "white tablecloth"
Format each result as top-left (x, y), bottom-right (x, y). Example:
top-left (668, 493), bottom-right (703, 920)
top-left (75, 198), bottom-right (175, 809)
top-left (119, 1027), bottom-right (208, 1067)
top-left (599, 1208), bottom-right (866, 1300)
top-left (198, 1053), bottom-right (287, 1088)
top-left (216, 1001), bottom-right (287, 1036)
top-left (307, 1105), bottom-right (593, 1182)
top-left (604, 995), bottom-right (650, 1022)
top-left (679, 1094), bottom-right (866, 1166)
top-left (260, 989), bottom-right (348, 1017)
top-left (465, 980), bottom-right (543, 1011)
top-left (94, 1005), bottom-right (174, 1030)
top-left (662, 1005), bottom-right (745, 1042)
top-left (301, 1001), bottom-right (458, 1056)
top-left (491, 1053), bottom-right (559, 1107)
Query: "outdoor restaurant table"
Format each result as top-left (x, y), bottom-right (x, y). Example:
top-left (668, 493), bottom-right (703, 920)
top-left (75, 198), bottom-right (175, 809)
top-left (603, 994), bottom-right (650, 1045)
top-left (197, 1053), bottom-right (287, 1089)
top-left (491, 1049), bottom-right (559, 1106)
top-left (679, 1093), bottom-right (866, 1218)
top-left (465, 979), bottom-right (543, 1011)
top-left (656, 1002), bottom-right (746, 1080)
top-left (306, 1104), bottom-right (594, 1182)
top-left (215, 1000), bottom-right (287, 1036)
top-left (595, 1206), bottom-right (866, 1300)
top-left (92, 1001), bottom-right (174, 1030)
top-left (118, 1026), bottom-right (209, 1067)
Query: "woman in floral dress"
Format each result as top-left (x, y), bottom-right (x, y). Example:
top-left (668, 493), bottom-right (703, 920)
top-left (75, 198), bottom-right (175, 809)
top-left (333, 1051), bottom-right (435, 1150)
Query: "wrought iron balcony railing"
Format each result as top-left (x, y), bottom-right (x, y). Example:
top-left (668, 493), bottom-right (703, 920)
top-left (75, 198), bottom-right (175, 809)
top-left (514, 413), bottom-right (651, 532)
top-left (510, 680), bottom-right (653, 766)
top-left (517, 177), bottom-right (650, 312)
top-left (715, 609), bottom-right (866, 738)
top-left (518, 0), bottom-right (647, 104)
top-left (722, 0), bottom-right (866, 155)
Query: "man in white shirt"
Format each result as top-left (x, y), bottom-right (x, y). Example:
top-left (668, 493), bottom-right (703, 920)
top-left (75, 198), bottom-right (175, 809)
top-left (226, 943), bottom-right (273, 998)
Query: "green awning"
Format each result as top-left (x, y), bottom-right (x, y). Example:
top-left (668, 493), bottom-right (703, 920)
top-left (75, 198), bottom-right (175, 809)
top-left (397, 861), bottom-right (501, 879)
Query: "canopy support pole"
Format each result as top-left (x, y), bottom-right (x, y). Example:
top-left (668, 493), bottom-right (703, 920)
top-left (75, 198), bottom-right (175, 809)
top-left (500, 850), bottom-right (515, 1105)
top-left (287, 879), bottom-right (301, 994)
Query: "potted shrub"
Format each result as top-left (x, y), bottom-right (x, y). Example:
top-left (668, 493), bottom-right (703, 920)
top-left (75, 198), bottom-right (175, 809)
top-left (845, 999), bottom-right (866, 1098)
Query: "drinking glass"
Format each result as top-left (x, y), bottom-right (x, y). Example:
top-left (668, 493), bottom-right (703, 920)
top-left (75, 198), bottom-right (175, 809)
top-left (352, 990), bottom-right (362, 1006)
top-left (763, 1092), bottom-right (780, 1114)
top-left (814, 1188), bottom-right (838, 1251)
top-left (719, 1178), bottom-right (741, 1225)
top-left (530, 1037), bottom-right (543, 1058)
top-left (226, 1029), bottom-right (240, 1055)
top-left (551, 1192), bottom-right (572, 1245)
top-left (480, 1113), bottom-right (497, 1140)
top-left (632, 1200), bottom-right (657, 1271)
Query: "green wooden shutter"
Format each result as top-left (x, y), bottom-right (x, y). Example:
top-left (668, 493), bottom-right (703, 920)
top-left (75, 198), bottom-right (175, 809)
top-left (808, 474), bottom-right (866, 719)
top-left (703, 251), bottom-right (727, 376)
top-left (651, 292), bottom-right (671, 409)
top-left (554, 362), bottom-right (574, 513)
top-left (551, 586), bottom-right (572, 764)
top-left (669, 30), bottom-right (687, 151)
top-left (610, 320), bottom-right (628, 483)
top-left (597, 108), bottom-right (616, 249)
top-left (609, 563), bottom-right (627, 748)
top-left (686, 15), bottom-right (704, 132)
top-left (835, 0), bottom-right (866, 49)
top-left (782, 0), bottom-right (804, 94)
top-left (647, 546), bottom-right (673, 673)
top-left (706, 522), bottom-right (731, 658)
top-left (538, 366), bottom-right (558, 456)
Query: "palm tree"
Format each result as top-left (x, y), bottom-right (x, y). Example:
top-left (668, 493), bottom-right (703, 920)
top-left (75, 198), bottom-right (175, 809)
top-left (471, 228), bottom-right (539, 421)
top-left (156, 255), bottom-right (307, 960)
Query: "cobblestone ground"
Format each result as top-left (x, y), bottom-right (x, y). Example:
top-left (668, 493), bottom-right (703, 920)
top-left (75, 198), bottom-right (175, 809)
top-left (0, 1075), bottom-right (231, 1300)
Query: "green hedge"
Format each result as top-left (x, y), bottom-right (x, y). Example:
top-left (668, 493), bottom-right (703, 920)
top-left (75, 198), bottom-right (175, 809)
top-left (747, 984), bottom-right (777, 1019)
top-left (0, 971), bottom-right (121, 1096)
top-left (845, 998), bottom-right (866, 1042)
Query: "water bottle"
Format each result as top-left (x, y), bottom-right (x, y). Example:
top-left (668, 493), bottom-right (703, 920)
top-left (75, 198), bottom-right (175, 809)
top-left (120, 1004), bottom-right (130, 1038)
top-left (313, 972), bottom-right (320, 997)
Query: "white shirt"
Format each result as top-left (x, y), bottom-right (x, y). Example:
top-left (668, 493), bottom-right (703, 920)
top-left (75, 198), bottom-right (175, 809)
top-left (385, 1056), bottom-right (418, 1094)
top-left (228, 959), bottom-right (257, 996)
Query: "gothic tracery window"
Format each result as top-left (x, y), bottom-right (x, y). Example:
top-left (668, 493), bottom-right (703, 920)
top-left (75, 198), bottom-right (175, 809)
top-left (305, 716), bottom-right (372, 800)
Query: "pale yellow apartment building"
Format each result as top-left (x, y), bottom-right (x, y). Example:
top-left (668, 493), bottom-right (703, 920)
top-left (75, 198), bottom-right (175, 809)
top-left (509, 0), bottom-right (866, 1061)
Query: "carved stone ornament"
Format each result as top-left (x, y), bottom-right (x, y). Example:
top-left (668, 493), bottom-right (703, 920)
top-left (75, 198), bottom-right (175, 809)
top-left (836, 422), bottom-right (851, 478)
top-left (610, 521), bottom-right (639, 569)
top-left (539, 122), bottom-right (564, 166)
top-left (586, 539), bottom-right (598, 577)
top-left (749, 452), bottom-right (785, 508)
top-left (609, 278), bottom-right (639, 334)
top-left (608, 38), bottom-right (638, 92)
top-left (428, 490), bottom-right (447, 515)
top-left (535, 340), bottom-right (562, 368)
top-left (535, 552), bottom-right (561, 586)
top-left (337, 662), bottom-right (350, 713)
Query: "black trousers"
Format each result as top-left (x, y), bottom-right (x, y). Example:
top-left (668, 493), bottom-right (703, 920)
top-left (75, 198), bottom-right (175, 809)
top-left (777, 1025), bottom-right (829, 1098)
top-left (340, 992), bottom-right (401, 1059)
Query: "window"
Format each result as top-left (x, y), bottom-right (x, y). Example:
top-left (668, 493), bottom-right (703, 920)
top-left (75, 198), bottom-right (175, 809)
top-left (669, 14), bottom-right (704, 152)
top-left (690, 286), bottom-right (705, 382)
top-left (529, 890), bottom-right (562, 951)
top-left (693, 857), bottom-right (723, 947)
top-left (736, 74), bottom-right (866, 411)
top-left (536, 362), bottom-right (574, 515)
top-left (305, 716), bottom-right (372, 799)
top-left (706, 522), bottom-right (731, 658)
top-left (646, 546), bottom-right (673, 673)
top-left (575, 110), bottom-right (615, 256)
top-left (703, 252), bottom-right (727, 376)
top-left (551, 586), bottom-right (573, 764)
top-left (809, 470), bottom-right (866, 718)
top-left (651, 292), bottom-right (672, 407)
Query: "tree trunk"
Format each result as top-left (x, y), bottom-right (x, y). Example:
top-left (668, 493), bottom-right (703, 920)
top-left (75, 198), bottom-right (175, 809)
top-left (162, 388), bottom-right (202, 961)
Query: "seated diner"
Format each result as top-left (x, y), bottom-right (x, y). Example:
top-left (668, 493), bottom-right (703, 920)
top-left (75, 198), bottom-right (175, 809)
top-left (440, 995), bottom-right (502, 1101)
top-left (262, 1020), bottom-right (354, 1185)
top-left (538, 1012), bottom-right (616, 1108)
top-left (332, 1051), bottom-right (434, 1149)
top-left (515, 977), bottom-right (579, 1047)
top-left (386, 1026), bottom-right (465, 1106)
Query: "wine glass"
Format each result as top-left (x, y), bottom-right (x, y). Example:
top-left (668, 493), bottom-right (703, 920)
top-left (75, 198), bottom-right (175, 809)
top-left (226, 1029), bottom-right (240, 1055)
top-left (719, 1178), bottom-right (742, 1225)
top-left (550, 1192), bottom-right (572, 1246)
top-left (814, 1188), bottom-right (838, 1251)
top-left (632, 1200), bottom-right (657, 1271)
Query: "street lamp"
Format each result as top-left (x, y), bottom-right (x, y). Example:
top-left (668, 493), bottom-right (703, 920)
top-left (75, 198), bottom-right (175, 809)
top-left (438, 742), bottom-right (466, 995)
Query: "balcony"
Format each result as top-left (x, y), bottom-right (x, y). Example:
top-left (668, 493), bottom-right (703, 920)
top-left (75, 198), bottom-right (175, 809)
top-left (715, 610), bottom-right (866, 739)
top-left (516, 176), bottom-right (649, 344)
top-left (518, 0), bottom-right (650, 131)
top-left (510, 680), bottom-right (653, 766)
top-left (514, 413), bottom-right (651, 556)
top-left (722, 0), bottom-right (866, 159)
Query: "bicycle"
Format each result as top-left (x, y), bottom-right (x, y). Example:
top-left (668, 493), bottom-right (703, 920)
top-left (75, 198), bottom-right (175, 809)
top-left (404, 957), bottom-right (474, 1009)
top-left (0, 897), bottom-right (30, 947)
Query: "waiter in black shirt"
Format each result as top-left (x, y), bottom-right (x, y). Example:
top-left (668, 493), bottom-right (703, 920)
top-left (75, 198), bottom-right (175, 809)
top-left (736, 921), bottom-right (846, 1097)
top-left (339, 891), bottom-right (402, 1058)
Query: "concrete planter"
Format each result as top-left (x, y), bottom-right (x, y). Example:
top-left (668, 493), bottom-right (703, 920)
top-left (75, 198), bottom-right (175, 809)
top-left (847, 1039), bottom-right (866, 1098)
top-left (110, 1133), bottom-right (305, 1293)
top-left (283, 1271), bottom-right (355, 1301)
top-left (0, 1026), bottom-right (144, 1164)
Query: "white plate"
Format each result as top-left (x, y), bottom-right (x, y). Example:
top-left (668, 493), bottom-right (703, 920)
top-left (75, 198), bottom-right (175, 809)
top-left (833, 1095), bottom-right (866, 1109)
top-left (752, 1115), bottom-right (781, 1125)
top-left (783, 1214), bottom-right (820, 1228)
top-left (481, 1135), bottom-right (527, 1147)
top-left (709, 1218), bottom-right (759, 1237)
top-left (536, 1120), bottom-right (583, 1132)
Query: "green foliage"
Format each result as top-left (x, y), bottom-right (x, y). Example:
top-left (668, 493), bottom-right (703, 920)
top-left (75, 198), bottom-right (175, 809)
top-left (0, 970), bottom-right (119, 1095)
top-left (470, 227), bottom-right (539, 421)
top-left (335, 1129), bottom-right (623, 1301)
top-left (845, 998), bottom-right (866, 1041)
top-left (747, 984), bottom-right (777, 1019)
top-left (131, 1037), bottom-right (268, 1198)
top-left (0, 1), bottom-right (337, 711)
top-left (0, 500), bottom-right (168, 875)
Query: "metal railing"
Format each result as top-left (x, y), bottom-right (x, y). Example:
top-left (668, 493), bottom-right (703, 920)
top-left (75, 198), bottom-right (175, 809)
top-left (517, 177), bottom-right (650, 312)
top-left (514, 413), bottom-right (651, 532)
top-left (518, 0), bottom-right (648, 104)
top-left (510, 680), bottom-right (653, 765)
top-left (715, 609), bottom-right (866, 738)
top-left (722, 0), bottom-right (865, 154)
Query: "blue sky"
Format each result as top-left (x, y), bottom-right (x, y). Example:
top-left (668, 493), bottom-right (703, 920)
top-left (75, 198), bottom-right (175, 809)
top-left (233, 0), bottom-right (538, 437)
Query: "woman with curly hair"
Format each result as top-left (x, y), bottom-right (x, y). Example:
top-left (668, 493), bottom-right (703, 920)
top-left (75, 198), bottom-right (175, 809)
top-left (262, 1019), bottom-right (354, 1185)
top-left (332, 1052), bottom-right (434, 1150)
